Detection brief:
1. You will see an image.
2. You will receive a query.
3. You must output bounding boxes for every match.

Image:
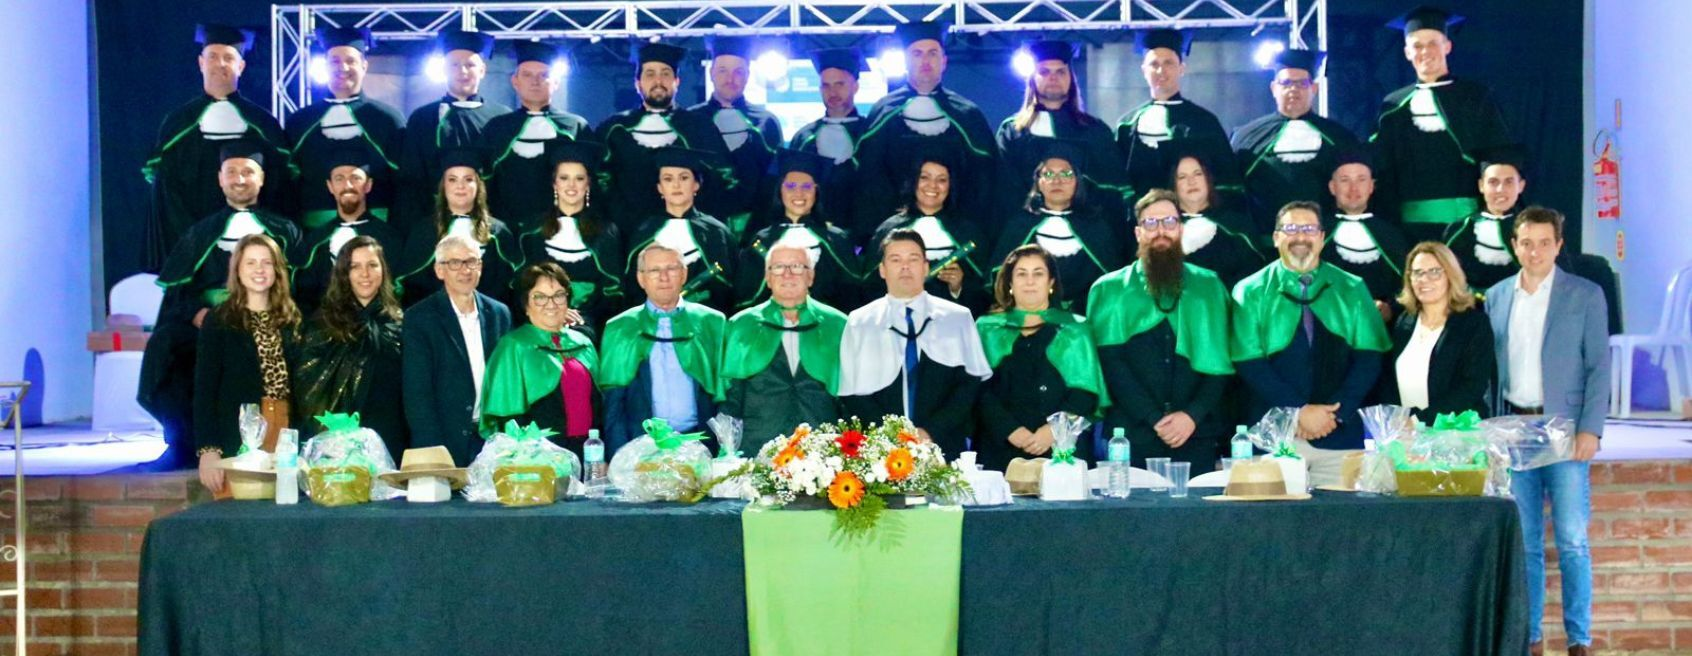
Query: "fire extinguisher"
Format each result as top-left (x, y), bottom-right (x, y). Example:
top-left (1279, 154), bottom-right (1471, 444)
top-left (1594, 130), bottom-right (1621, 221)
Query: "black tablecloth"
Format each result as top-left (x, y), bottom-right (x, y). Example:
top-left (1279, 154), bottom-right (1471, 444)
top-left (140, 492), bottom-right (1526, 656)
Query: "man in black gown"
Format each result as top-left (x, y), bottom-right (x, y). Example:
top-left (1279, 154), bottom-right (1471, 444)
top-left (291, 150), bottom-right (405, 316)
top-left (394, 28), bottom-right (510, 233)
top-left (479, 39), bottom-right (595, 233)
top-left (1324, 146), bottom-right (1411, 323)
top-left (687, 36), bottom-right (784, 236)
top-left (1115, 28), bottom-right (1237, 206)
top-left (1444, 144), bottom-right (1527, 292)
top-left (788, 48), bottom-right (868, 237)
top-left (994, 40), bottom-right (1128, 219)
top-left (286, 26), bottom-right (405, 230)
top-left (1231, 49), bottom-right (1359, 232)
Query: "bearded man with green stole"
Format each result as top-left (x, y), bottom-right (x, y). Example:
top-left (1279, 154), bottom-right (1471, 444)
top-left (598, 244), bottom-right (727, 452)
top-left (1086, 189), bottom-right (1232, 474)
top-left (720, 245), bottom-right (847, 454)
top-left (1231, 200), bottom-right (1391, 486)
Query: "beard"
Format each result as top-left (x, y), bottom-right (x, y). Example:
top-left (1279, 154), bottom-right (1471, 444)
top-left (1138, 237), bottom-right (1185, 301)
top-left (643, 86), bottom-right (673, 109)
top-left (1036, 88), bottom-right (1069, 107)
top-left (336, 193), bottom-right (364, 215)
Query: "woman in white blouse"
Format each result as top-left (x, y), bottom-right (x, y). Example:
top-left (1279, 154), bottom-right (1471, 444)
top-left (1375, 242), bottom-right (1497, 423)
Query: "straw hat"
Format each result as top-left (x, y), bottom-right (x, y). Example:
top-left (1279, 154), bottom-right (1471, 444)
top-left (1203, 461), bottom-right (1311, 501)
top-left (378, 446), bottom-right (469, 489)
top-left (1004, 457), bottom-right (1047, 496)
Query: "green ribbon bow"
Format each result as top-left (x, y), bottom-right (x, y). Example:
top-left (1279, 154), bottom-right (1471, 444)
top-left (502, 420), bottom-right (560, 442)
top-left (316, 412), bottom-right (363, 433)
top-left (717, 445), bottom-right (742, 459)
top-left (1272, 440), bottom-right (1301, 460)
top-left (1432, 410), bottom-right (1482, 432)
top-left (497, 421), bottom-right (570, 478)
top-left (1050, 447), bottom-right (1077, 466)
top-left (642, 418), bottom-right (706, 452)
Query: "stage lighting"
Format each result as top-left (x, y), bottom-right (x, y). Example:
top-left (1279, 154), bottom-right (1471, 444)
top-left (753, 50), bottom-right (789, 82)
top-left (1011, 48), bottom-right (1036, 79)
top-left (425, 54), bottom-right (447, 83)
top-left (876, 49), bottom-right (906, 79)
top-left (550, 58), bottom-right (570, 82)
top-left (310, 55), bottom-right (330, 85)
top-left (1253, 40), bottom-right (1286, 69)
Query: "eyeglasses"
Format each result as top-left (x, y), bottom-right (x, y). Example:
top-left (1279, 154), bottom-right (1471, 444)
top-left (439, 258), bottom-right (483, 271)
top-left (1274, 79), bottom-right (1315, 90)
top-left (1039, 170), bottom-right (1077, 181)
top-left (1138, 215), bottom-right (1181, 231)
top-left (1409, 267), bottom-right (1446, 282)
top-left (529, 291), bottom-right (571, 307)
top-left (782, 181), bottom-right (817, 192)
top-left (767, 263), bottom-right (812, 276)
top-left (1278, 224), bottom-right (1322, 236)
top-left (641, 264), bottom-right (686, 277)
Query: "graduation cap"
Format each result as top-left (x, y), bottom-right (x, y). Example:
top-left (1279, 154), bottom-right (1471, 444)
top-left (439, 146), bottom-right (488, 175)
top-left (771, 148), bottom-right (832, 182)
top-left (1387, 5), bottom-right (1465, 36)
top-left (901, 137), bottom-right (962, 183)
top-left (196, 24), bottom-right (256, 56)
top-left (1028, 138), bottom-right (1089, 176)
top-left (1026, 40), bottom-right (1077, 65)
top-left (314, 25), bottom-right (373, 54)
top-left (322, 148), bottom-right (372, 175)
top-left (1478, 143), bottom-right (1528, 175)
top-left (632, 42), bottom-right (687, 74)
top-left (1273, 49), bottom-right (1325, 74)
top-left (436, 28), bottom-right (494, 59)
top-left (894, 21), bottom-right (948, 49)
top-left (547, 139), bottom-right (607, 175)
top-left (705, 35), bottom-right (752, 61)
top-left (652, 146), bottom-right (715, 178)
top-left (810, 48), bottom-right (864, 78)
top-left (1331, 143), bottom-right (1376, 173)
top-left (219, 140), bottom-right (266, 168)
top-left (513, 40), bottom-right (561, 66)
top-left (1135, 28), bottom-right (1192, 59)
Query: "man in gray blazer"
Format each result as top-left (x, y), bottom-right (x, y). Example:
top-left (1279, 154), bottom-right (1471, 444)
top-left (1485, 206), bottom-right (1607, 656)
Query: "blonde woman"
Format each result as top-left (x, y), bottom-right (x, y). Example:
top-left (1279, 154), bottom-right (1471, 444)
top-left (1375, 241), bottom-right (1495, 423)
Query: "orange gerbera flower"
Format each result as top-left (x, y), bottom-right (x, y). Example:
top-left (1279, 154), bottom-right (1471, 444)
top-left (897, 430), bottom-right (918, 444)
top-left (827, 471), bottom-right (865, 508)
top-left (885, 448), bottom-right (914, 481)
top-left (773, 447), bottom-right (800, 469)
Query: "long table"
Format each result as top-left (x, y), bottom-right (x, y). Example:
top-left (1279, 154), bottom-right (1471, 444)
top-left (139, 492), bottom-right (1527, 656)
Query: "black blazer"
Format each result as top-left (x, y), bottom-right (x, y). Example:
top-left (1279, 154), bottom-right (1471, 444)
top-left (193, 310), bottom-right (299, 456)
top-left (1376, 308), bottom-right (1496, 424)
top-left (401, 291), bottom-right (513, 465)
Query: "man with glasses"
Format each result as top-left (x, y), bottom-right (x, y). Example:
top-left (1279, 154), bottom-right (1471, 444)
top-left (720, 245), bottom-right (849, 454)
top-left (1484, 206), bottom-right (1607, 656)
top-left (402, 234), bottom-right (514, 465)
top-left (598, 244), bottom-right (728, 451)
top-left (1086, 189), bottom-right (1234, 473)
top-left (1230, 201), bottom-right (1391, 486)
top-left (1230, 49), bottom-right (1359, 232)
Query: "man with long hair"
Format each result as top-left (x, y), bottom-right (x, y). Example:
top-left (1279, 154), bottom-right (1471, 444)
top-left (995, 40), bottom-right (1129, 216)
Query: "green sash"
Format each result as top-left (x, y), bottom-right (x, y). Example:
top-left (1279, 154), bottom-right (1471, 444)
top-left (721, 299), bottom-right (848, 397)
top-left (1086, 262), bottom-right (1235, 376)
top-left (480, 324), bottom-right (598, 430)
top-left (975, 309), bottom-right (1110, 408)
top-left (1229, 261), bottom-right (1392, 361)
top-left (1401, 197), bottom-right (1480, 225)
top-left (596, 302), bottom-right (726, 397)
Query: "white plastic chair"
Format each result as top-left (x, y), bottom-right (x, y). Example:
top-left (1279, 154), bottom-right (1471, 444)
top-left (1609, 262), bottom-right (1692, 418)
top-left (1188, 470), bottom-right (1231, 488)
top-left (92, 274), bottom-right (163, 432)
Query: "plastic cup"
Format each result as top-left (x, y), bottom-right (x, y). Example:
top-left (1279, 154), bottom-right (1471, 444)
top-left (1146, 457), bottom-right (1171, 492)
top-left (1219, 457), bottom-right (1237, 473)
top-left (1168, 462), bottom-right (1191, 498)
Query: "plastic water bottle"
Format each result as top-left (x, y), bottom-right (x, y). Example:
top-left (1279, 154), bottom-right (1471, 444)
top-left (1230, 425), bottom-right (1253, 460)
top-left (584, 430), bottom-right (608, 499)
top-left (1106, 428), bottom-right (1131, 499)
top-left (273, 454), bottom-right (299, 505)
top-left (1358, 438), bottom-right (1379, 497)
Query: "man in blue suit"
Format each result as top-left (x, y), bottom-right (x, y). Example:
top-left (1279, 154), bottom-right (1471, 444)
top-left (402, 234), bottom-right (513, 465)
top-left (1485, 206), bottom-right (1608, 656)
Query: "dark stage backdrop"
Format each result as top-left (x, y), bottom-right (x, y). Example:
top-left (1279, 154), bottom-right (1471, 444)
top-left (93, 0), bottom-right (1583, 291)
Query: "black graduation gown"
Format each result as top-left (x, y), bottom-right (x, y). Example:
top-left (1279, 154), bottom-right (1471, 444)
top-left (621, 208), bottom-right (739, 314)
top-left (840, 352), bottom-right (982, 459)
top-left (1177, 207), bottom-right (1268, 291)
top-left (1442, 211), bottom-right (1520, 292)
top-left (852, 85), bottom-right (998, 234)
top-left (144, 92), bottom-right (291, 268)
top-left (1326, 213), bottom-right (1412, 306)
top-left (722, 351), bottom-right (841, 456)
top-left (289, 214), bottom-right (404, 317)
top-left (1231, 112), bottom-right (1360, 233)
top-left (992, 207), bottom-right (1129, 314)
top-left (736, 216), bottom-right (864, 312)
top-left (788, 112), bottom-right (868, 238)
top-left (394, 216), bottom-right (523, 307)
top-left (1372, 76), bottom-right (1510, 237)
top-left (1098, 322), bottom-right (1225, 474)
top-left (1114, 93), bottom-right (1238, 203)
top-left (394, 94), bottom-right (510, 232)
top-left (976, 324), bottom-right (1099, 472)
top-left (994, 109), bottom-right (1130, 216)
top-left (871, 211), bottom-right (993, 317)
top-left (517, 213), bottom-right (627, 333)
top-left (594, 106), bottom-right (738, 231)
top-left (686, 97), bottom-right (785, 235)
top-left (478, 106), bottom-right (596, 234)
top-left (284, 95), bottom-right (406, 229)
top-left (294, 300), bottom-right (408, 461)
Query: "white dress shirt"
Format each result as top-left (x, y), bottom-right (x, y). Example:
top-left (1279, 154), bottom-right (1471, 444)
top-left (1395, 319), bottom-right (1445, 410)
top-left (1505, 268), bottom-right (1555, 408)
top-left (781, 315), bottom-right (801, 375)
top-left (454, 299), bottom-right (486, 420)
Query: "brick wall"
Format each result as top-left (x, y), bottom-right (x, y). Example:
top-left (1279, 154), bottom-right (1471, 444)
top-left (0, 463), bottom-right (1689, 654)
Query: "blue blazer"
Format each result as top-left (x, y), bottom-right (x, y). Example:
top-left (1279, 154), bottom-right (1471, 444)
top-left (1485, 267), bottom-right (1610, 437)
top-left (601, 361), bottom-right (718, 454)
top-left (401, 291), bottom-right (513, 465)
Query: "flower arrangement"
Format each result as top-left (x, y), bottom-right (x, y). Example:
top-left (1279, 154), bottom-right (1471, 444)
top-left (738, 415), bottom-right (970, 538)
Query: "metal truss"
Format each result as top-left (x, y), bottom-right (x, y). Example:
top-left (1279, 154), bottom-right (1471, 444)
top-left (272, 0), bottom-right (1326, 122)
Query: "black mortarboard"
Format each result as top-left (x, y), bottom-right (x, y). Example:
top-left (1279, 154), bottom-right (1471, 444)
top-left (1026, 40), bottom-right (1076, 64)
top-left (196, 24), bottom-right (255, 55)
top-left (1135, 28), bottom-right (1192, 59)
top-left (633, 42), bottom-right (687, 73)
top-left (547, 139), bottom-right (607, 175)
top-left (219, 140), bottom-right (265, 167)
top-left (1387, 5), bottom-right (1465, 35)
top-left (902, 137), bottom-right (961, 182)
top-left (1273, 49), bottom-right (1325, 73)
top-left (653, 146), bottom-right (713, 178)
top-left (1028, 137), bottom-right (1088, 176)
top-left (810, 48), bottom-right (863, 77)
top-left (322, 148), bottom-right (371, 174)
top-left (439, 146), bottom-right (487, 175)
top-left (1478, 143), bottom-right (1527, 175)
top-left (436, 28), bottom-right (494, 59)
top-left (894, 21), bottom-right (947, 49)
top-left (771, 149), bottom-right (832, 182)
top-left (705, 35), bottom-right (752, 61)
top-left (314, 26), bottom-right (372, 54)
top-left (1331, 143), bottom-right (1376, 173)
top-left (513, 40), bottom-right (561, 66)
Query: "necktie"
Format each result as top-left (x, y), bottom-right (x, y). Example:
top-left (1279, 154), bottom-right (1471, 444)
top-left (555, 334), bottom-right (595, 437)
top-left (1298, 274), bottom-right (1316, 345)
top-left (904, 306), bottom-right (919, 423)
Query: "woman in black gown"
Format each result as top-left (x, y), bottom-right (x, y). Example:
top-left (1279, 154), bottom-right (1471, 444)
top-left (293, 235), bottom-right (408, 460)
